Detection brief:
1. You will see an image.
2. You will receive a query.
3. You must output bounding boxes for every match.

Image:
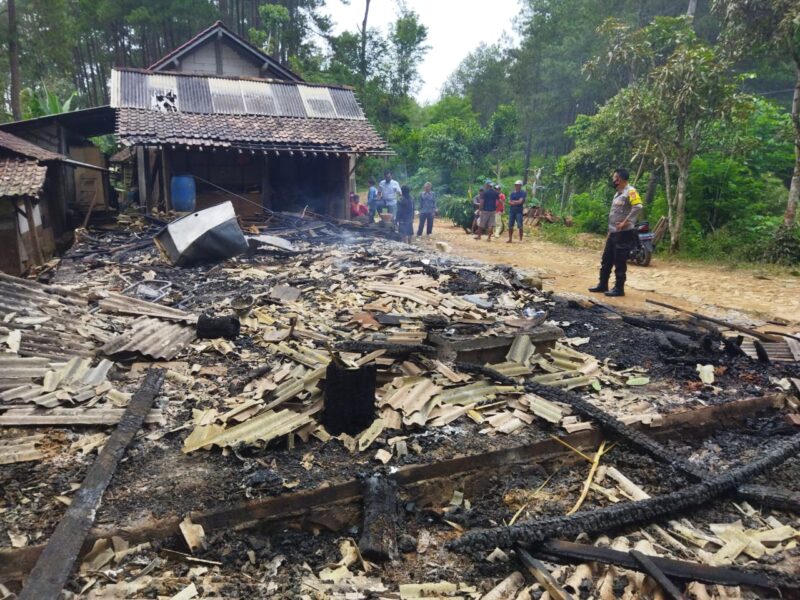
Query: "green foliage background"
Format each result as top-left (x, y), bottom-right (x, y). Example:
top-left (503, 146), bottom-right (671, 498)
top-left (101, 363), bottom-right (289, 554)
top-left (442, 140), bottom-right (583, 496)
top-left (1, 0), bottom-right (797, 265)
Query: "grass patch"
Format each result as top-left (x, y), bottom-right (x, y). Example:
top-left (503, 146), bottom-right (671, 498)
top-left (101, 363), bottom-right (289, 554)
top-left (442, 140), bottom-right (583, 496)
top-left (535, 223), bottom-right (581, 247)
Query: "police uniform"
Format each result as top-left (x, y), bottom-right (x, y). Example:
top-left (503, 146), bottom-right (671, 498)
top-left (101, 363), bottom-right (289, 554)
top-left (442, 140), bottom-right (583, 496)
top-left (594, 184), bottom-right (642, 295)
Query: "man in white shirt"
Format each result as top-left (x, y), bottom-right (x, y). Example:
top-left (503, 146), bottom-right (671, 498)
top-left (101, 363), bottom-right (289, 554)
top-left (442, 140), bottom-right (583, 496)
top-left (377, 170), bottom-right (402, 224)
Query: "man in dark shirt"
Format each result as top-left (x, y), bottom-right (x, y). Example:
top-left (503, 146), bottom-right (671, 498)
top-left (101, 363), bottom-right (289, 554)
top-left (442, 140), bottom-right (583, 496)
top-left (507, 179), bottom-right (526, 243)
top-left (474, 181), bottom-right (499, 241)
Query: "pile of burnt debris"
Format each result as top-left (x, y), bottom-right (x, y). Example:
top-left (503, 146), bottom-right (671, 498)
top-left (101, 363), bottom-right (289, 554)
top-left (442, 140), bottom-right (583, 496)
top-left (1, 203), bottom-right (799, 599)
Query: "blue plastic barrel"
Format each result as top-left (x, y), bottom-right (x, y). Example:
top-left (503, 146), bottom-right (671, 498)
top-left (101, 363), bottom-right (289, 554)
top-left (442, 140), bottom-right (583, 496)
top-left (171, 175), bottom-right (196, 212)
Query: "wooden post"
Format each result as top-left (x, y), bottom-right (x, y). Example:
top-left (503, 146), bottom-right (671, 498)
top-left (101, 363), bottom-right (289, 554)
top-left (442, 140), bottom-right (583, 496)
top-left (161, 148), bottom-right (171, 212)
top-left (23, 197), bottom-right (45, 267)
top-left (136, 146), bottom-right (149, 211)
top-left (358, 474), bottom-right (398, 562)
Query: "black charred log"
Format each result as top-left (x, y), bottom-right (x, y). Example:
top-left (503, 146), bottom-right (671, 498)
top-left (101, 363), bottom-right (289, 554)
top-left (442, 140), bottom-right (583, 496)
top-left (358, 474), bottom-right (399, 562)
top-left (322, 363), bottom-right (376, 436)
top-left (449, 433), bottom-right (800, 554)
top-left (196, 314), bottom-right (240, 339)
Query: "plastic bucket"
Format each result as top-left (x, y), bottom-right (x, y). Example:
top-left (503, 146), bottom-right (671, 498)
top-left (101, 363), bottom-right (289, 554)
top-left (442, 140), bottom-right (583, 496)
top-left (170, 175), bottom-right (196, 212)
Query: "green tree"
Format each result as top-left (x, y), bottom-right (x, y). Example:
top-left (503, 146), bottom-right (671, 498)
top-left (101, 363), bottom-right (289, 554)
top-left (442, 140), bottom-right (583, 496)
top-left (488, 104), bottom-right (519, 181)
top-left (249, 4), bottom-right (290, 57)
top-left (713, 0), bottom-right (800, 225)
top-left (390, 6), bottom-right (429, 97)
top-left (419, 117), bottom-right (489, 193)
top-left (589, 17), bottom-right (742, 252)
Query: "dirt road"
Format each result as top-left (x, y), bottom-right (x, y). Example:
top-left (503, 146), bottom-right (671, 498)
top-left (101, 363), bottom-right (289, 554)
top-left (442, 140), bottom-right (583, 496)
top-left (426, 223), bottom-right (800, 326)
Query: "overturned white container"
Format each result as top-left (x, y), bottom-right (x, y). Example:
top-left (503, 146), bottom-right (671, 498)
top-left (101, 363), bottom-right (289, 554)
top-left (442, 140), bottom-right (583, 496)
top-left (154, 201), bottom-right (248, 267)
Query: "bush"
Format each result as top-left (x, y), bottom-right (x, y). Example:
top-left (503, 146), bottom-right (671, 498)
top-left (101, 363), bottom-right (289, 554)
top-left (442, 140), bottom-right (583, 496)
top-left (438, 194), bottom-right (475, 232)
top-left (571, 187), bottom-right (610, 234)
top-left (762, 224), bottom-right (800, 265)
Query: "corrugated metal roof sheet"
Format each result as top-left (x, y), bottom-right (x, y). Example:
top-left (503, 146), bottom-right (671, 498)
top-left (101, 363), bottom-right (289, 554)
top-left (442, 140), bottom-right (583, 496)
top-left (111, 69), bottom-right (366, 120)
top-left (97, 292), bottom-right (196, 322)
top-left (0, 434), bottom-right (45, 465)
top-left (101, 316), bottom-right (196, 360)
top-left (0, 274), bottom-right (99, 361)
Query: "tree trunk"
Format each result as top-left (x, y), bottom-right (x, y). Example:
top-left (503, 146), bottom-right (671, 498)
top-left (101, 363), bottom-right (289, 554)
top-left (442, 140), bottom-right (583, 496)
top-left (522, 128), bottom-right (534, 185)
top-left (8, 0), bottom-right (22, 120)
top-left (686, 0), bottom-right (697, 17)
top-left (560, 173), bottom-right (573, 213)
top-left (669, 162), bottom-right (689, 253)
top-left (663, 158), bottom-right (676, 250)
top-left (784, 65), bottom-right (800, 227)
top-left (645, 168), bottom-right (659, 207)
top-left (359, 0), bottom-right (371, 84)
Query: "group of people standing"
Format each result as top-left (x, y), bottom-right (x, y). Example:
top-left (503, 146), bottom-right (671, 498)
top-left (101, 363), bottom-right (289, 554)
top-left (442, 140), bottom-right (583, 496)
top-left (361, 171), bottom-right (438, 244)
top-left (473, 179), bottom-right (528, 243)
top-left (349, 166), bottom-right (643, 300)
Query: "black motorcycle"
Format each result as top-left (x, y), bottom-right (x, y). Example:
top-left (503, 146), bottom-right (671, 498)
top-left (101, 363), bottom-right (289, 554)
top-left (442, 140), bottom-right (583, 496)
top-left (629, 221), bottom-right (655, 267)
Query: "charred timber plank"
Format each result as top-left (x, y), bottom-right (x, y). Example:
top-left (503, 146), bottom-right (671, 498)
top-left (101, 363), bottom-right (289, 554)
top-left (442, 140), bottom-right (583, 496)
top-left (644, 299), bottom-right (779, 343)
top-left (449, 433), bottom-right (800, 554)
top-left (456, 362), bottom-right (709, 480)
top-left (457, 362), bottom-right (786, 487)
top-left (358, 474), bottom-right (399, 561)
top-left (630, 549), bottom-right (684, 600)
top-left (0, 396), bottom-right (786, 581)
top-left (517, 547), bottom-right (576, 600)
top-left (735, 484), bottom-right (800, 514)
top-left (336, 340), bottom-right (438, 357)
top-left (534, 540), bottom-right (781, 592)
top-left (18, 369), bottom-right (165, 600)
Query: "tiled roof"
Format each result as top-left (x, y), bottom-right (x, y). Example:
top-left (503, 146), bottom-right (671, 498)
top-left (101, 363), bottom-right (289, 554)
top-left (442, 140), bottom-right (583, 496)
top-left (0, 130), bottom-right (64, 162)
top-left (0, 158), bottom-right (47, 198)
top-left (116, 108), bottom-right (390, 154)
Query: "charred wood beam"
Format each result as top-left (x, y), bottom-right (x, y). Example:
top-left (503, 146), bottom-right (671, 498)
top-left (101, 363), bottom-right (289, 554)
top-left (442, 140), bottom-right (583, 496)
top-left (630, 549), bottom-right (684, 600)
top-left (18, 369), bottom-right (165, 600)
top-left (459, 363), bottom-right (791, 510)
top-left (532, 540), bottom-right (789, 593)
top-left (336, 340), bottom-right (438, 358)
top-left (358, 474), bottom-right (399, 562)
top-left (448, 433), bottom-right (800, 554)
top-left (645, 299), bottom-right (779, 343)
top-left (0, 395), bottom-right (786, 581)
top-left (456, 362), bottom-right (709, 480)
top-left (735, 484), bottom-right (800, 514)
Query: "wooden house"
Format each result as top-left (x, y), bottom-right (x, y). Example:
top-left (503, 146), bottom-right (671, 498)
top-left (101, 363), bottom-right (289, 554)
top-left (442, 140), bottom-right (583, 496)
top-left (111, 21), bottom-right (390, 218)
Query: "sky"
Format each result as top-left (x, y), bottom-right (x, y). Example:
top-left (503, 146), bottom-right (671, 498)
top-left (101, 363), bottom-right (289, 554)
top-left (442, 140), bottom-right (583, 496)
top-left (326, 0), bottom-right (524, 104)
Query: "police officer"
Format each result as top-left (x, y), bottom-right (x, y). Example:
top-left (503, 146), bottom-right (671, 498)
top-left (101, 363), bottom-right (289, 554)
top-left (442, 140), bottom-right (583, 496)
top-left (588, 168), bottom-right (642, 297)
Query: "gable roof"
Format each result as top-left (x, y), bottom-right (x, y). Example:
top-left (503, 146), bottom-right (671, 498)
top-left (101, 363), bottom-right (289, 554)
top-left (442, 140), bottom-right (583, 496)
top-left (0, 130), bottom-right (64, 162)
top-left (147, 21), bottom-right (303, 83)
top-left (110, 68), bottom-right (390, 155)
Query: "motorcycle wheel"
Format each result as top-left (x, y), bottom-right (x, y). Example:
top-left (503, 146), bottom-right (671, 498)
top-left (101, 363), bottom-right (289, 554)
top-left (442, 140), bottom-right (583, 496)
top-left (639, 248), bottom-right (652, 267)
